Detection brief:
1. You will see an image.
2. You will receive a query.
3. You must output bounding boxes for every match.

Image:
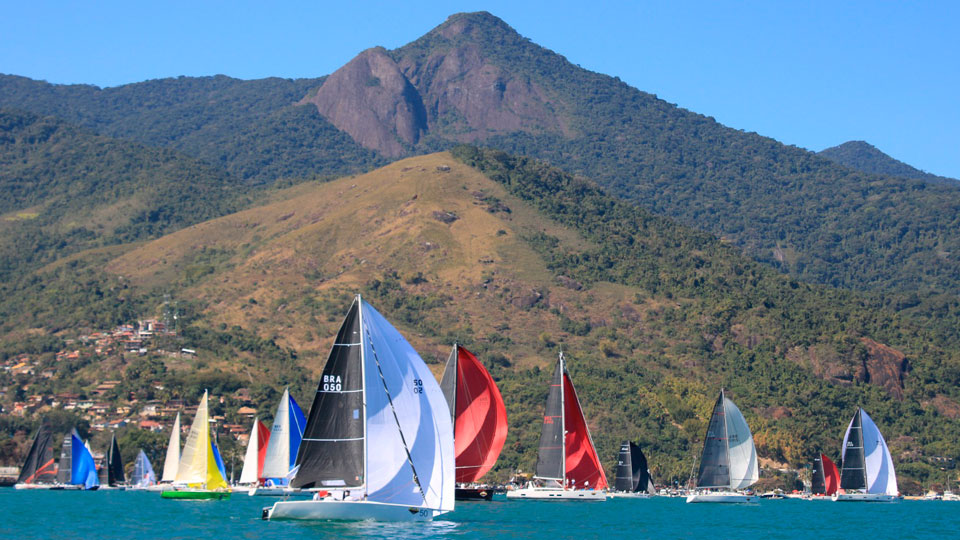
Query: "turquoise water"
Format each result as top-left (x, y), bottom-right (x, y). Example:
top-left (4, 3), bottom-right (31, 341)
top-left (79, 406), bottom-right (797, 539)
top-left (3, 489), bottom-right (958, 539)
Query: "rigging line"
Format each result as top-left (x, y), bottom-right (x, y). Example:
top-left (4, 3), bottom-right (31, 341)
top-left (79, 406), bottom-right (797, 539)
top-left (364, 324), bottom-right (428, 505)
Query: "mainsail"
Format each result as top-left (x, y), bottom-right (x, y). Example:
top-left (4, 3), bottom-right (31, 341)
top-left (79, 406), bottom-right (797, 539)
top-left (61, 429), bottom-right (98, 489)
top-left (174, 391), bottom-right (228, 490)
top-left (16, 424), bottom-right (56, 485)
top-left (615, 441), bottom-right (655, 494)
top-left (260, 388), bottom-right (306, 482)
top-left (132, 450), bottom-right (156, 488)
top-left (238, 417), bottom-right (270, 485)
top-left (107, 433), bottom-right (125, 486)
top-left (292, 296), bottom-right (455, 512)
top-left (160, 412), bottom-right (181, 483)
top-left (839, 408), bottom-right (897, 496)
top-left (695, 390), bottom-right (758, 490)
top-left (812, 453), bottom-right (839, 495)
top-left (440, 344), bottom-right (508, 484)
top-left (534, 352), bottom-right (607, 490)
top-left (56, 433), bottom-right (72, 485)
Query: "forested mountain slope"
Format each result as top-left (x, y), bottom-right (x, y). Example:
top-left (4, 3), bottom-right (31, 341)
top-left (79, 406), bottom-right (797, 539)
top-left (819, 140), bottom-right (957, 184)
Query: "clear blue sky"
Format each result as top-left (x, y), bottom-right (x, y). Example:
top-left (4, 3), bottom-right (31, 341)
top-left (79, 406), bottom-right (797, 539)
top-left (2, 1), bottom-right (958, 178)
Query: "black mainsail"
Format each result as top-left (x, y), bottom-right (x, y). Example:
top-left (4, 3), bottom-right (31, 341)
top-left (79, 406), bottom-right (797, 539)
top-left (695, 392), bottom-right (730, 488)
top-left (56, 433), bottom-right (72, 484)
top-left (614, 442), bottom-right (633, 492)
top-left (631, 442), bottom-right (655, 494)
top-left (107, 434), bottom-right (125, 486)
top-left (16, 424), bottom-right (56, 485)
top-left (534, 357), bottom-right (565, 482)
top-left (812, 455), bottom-right (826, 494)
top-left (614, 441), bottom-right (654, 493)
top-left (839, 408), bottom-right (867, 491)
top-left (292, 299), bottom-right (365, 489)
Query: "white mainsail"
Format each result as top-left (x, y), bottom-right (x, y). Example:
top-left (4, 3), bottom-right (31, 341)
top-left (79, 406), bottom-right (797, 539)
top-left (261, 389), bottom-right (293, 478)
top-left (723, 396), bottom-right (759, 490)
top-left (160, 412), bottom-right (181, 483)
top-left (361, 301), bottom-right (455, 511)
top-left (175, 391), bottom-right (210, 485)
top-left (238, 417), bottom-right (262, 485)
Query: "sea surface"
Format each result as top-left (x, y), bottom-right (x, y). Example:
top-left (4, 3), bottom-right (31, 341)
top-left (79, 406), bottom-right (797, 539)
top-left (3, 489), bottom-right (958, 539)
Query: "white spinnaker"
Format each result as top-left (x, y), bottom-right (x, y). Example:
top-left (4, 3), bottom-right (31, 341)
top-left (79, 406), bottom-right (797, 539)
top-left (238, 417), bottom-right (261, 485)
top-left (261, 389), bottom-right (291, 478)
top-left (361, 301), bottom-right (455, 512)
top-left (161, 412), bottom-right (181, 482)
top-left (175, 391), bottom-right (209, 484)
top-left (861, 409), bottom-right (898, 496)
top-left (723, 397), bottom-right (759, 490)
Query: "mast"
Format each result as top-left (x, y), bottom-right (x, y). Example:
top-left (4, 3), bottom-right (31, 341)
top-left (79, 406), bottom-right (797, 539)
top-left (721, 389), bottom-right (730, 490)
top-left (559, 351), bottom-right (567, 488)
top-left (359, 295), bottom-right (369, 498)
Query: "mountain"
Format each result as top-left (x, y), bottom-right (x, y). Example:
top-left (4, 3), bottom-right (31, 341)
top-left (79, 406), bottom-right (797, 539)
top-left (819, 140), bottom-right (957, 184)
top-left (7, 150), bottom-right (955, 488)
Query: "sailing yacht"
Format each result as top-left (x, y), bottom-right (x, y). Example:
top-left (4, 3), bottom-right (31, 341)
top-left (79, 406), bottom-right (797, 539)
top-left (249, 388), bottom-right (306, 496)
top-left (440, 343), bottom-right (508, 501)
top-left (13, 424), bottom-right (57, 489)
top-left (130, 450), bottom-right (157, 489)
top-left (609, 441), bottom-right (656, 498)
top-left (686, 390), bottom-right (759, 503)
top-left (506, 352), bottom-right (607, 501)
top-left (160, 391), bottom-right (231, 500)
top-left (263, 295), bottom-right (455, 522)
top-left (235, 417), bottom-right (269, 493)
top-left (154, 411), bottom-right (181, 491)
top-left (833, 407), bottom-right (898, 502)
top-left (809, 453), bottom-right (839, 498)
top-left (97, 433), bottom-right (126, 489)
top-left (53, 429), bottom-right (99, 490)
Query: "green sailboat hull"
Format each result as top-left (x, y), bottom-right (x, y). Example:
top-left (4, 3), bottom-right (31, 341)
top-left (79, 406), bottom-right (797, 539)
top-left (161, 489), bottom-right (231, 500)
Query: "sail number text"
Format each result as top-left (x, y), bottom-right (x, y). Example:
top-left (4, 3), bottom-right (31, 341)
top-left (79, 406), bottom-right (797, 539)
top-left (413, 378), bottom-right (424, 393)
top-left (323, 375), bottom-right (343, 391)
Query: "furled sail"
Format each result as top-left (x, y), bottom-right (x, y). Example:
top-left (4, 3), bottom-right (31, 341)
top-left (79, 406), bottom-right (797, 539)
top-left (261, 388), bottom-right (306, 482)
top-left (17, 423), bottom-right (56, 485)
top-left (562, 369), bottom-right (608, 490)
top-left (107, 433), bottom-right (125, 486)
top-left (160, 412), bottom-right (181, 483)
top-left (696, 390), bottom-right (758, 490)
top-left (534, 358), bottom-right (565, 482)
top-left (840, 408), bottom-right (897, 496)
top-left (132, 450), bottom-right (156, 487)
top-left (291, 297), bottom-right (455, 512)
top-left (440, 344), bottom-right (508, 484)
top-left (238, 417), bottom-right (270, 485)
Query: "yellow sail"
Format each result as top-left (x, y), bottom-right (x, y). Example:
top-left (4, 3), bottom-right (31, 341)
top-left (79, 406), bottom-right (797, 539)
top-left (205, 436), bottom-right (228, 490)
top-left (175, 390), bottom-right (211, 487)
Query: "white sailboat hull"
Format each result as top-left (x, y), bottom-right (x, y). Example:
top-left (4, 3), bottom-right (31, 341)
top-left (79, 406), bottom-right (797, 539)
top-left (264, 499), bottom-right (448, 522)
top-left (832, 492), bottom-right (898, 502)
top-left (607, 491), bottom-right (653, 498)
top-left (505, 486), bottom-right (606, 500)
top-left (248, 486), bottom-right (304, 497)
top-left (686, 491), bottom-right (758, 503)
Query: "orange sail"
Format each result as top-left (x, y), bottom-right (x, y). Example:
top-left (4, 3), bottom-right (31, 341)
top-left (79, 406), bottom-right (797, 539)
top-left (441, 345), bottom-right (508, 483)
top-left (256, 419), bottom-right (271, 481)
top-left (563, 373), bottom-right (608, 490)
top-left (822, 453), bottom-right (839, 495)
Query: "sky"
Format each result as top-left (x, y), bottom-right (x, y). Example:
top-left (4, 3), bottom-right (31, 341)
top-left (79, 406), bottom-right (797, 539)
top-left (2, 1), bottom-right (958, 178)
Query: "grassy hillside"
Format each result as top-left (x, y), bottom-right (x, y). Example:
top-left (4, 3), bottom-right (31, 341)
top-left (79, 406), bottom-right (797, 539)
top-left (18, 150), bottom-right (947, 490)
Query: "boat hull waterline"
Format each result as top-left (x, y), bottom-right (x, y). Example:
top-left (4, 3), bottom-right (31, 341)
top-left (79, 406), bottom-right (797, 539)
top-left (264, 500), bottom-right (447, 522)
top-left (160, 489), bottom-right (232, 500)
top-left (685, 491), bottom-right (759, 503)
top-left (832, 492), bottom-right (898, 502)
top-left (506, 486), bottom-right (606, 500)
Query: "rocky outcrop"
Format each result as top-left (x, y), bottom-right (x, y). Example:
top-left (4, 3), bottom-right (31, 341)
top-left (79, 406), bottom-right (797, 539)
top-left (786, 338), bottom-right (908, 399)
top-left (301, 48), bottom-right (427, 157)
top-left (857, 338), bottom-right (908, 400)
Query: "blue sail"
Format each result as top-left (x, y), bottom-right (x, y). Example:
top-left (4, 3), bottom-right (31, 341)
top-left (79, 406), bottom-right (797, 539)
top-left (288, 394), bottom-right (306, 471)
top-left (132, 450), bottom-right (156, 487)
top-left (70, 431), bottom-right (99, 489)
top-left (211, 437), bottom-right (227, 483)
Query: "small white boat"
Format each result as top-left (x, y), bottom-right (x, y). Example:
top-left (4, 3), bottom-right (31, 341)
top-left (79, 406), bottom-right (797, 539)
top-left (685, 390), bottom-right (759, 504)
top-left (832, 408), bottom-right (898, 503)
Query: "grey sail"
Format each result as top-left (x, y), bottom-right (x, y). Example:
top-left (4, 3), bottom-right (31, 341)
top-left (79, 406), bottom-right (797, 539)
top-left (630, 442), bottom-right (654, 494)
top-left (292, 298), bottom-right (365, 489)
top-left (839, 408), bottom-right (867, 491)
top-left (107, 434), bottom-right (125, 486)
top-left (439, 344), bottom-right (458, 428)
top-left (57, 433), bottom-right (73, 484)
top-left (17, 424), bottom-right (56, 484)
top-left (535, 357), bottom-right (565, 481)
top-left (614, 442), bottom-right (633, 492)
top-left (695, 393), bottom-right (730, 488)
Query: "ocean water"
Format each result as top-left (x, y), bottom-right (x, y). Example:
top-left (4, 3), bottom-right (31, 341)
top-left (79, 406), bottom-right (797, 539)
top-left (2, 490), bottom-right (958, 539)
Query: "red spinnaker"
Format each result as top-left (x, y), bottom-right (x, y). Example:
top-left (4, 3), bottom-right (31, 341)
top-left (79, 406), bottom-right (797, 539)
top-left (257, 419), bottom-right (271, 480)
top-left (562, 374), bottom-right (608, 490)
top-left (453, 346), bottom-right (508, 483)
top-left (822, 453), bottom-right (839, 495)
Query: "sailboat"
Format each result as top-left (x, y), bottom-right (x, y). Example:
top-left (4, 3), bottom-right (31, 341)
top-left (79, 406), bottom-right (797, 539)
top-left (809, 453), bottom-right (839, 498)
top-left (609, 441), bottom-right (656, 498)
top-left (160, 390), bottom-right (231, 500)
top-left (506, 352), bottom-right (607, 501)
top-left (98, 433), bottom-right (126, 489)
top-left (833, 407), bottom-right (898, 502)
top-left (157, 411), bottom-right (181, 490)
top-left (439, 343), bottom-right (508, 501)
top-left (54, 429), bottom-right (99, 490)
top-left (263, 295), bottom-right (455, 522)
top-left (249, 388), bottom-right (306, 496)
top-left (235, 417), bottom-right (270, 493)
top-left (130, 450), bottom-right (157, 489)
top-left (13, 423), bottom-right (57, 489)
top-left (686, 390), bottom-right (759, 503)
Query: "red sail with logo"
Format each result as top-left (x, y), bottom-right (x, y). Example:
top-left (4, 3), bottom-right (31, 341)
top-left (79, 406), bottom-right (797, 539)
top-left (822, 453), bottom-right (839, 495)
top-left (563, 373), bottom-right (608, 490)
top-left (440, 345), bottom-right (508, 483)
